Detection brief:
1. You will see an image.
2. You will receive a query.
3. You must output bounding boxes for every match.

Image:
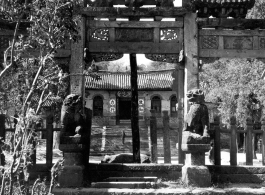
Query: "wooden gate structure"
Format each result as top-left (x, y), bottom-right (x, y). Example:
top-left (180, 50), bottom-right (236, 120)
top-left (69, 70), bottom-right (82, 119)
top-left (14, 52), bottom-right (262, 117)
top-left (70, 0), bottom-right (263, 163)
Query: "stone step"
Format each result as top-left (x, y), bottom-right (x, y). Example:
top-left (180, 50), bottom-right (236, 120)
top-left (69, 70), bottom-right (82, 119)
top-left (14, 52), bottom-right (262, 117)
top-left (53, 187), bottom-right (265, 195)
top-left (104, 177), bottom-right (158, 182)
top-left (91, 181), bottom-right (156, 189)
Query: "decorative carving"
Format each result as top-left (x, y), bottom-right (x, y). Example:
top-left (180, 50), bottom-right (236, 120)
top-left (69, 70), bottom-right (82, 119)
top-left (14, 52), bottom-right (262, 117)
top-left (91, 53), bottom-right (124, 62)
top-left (201, 36), bottom-right (218, 49)
top-left (183, 89), bottom-right (210, 138)
top-left (116, 28), bottom-right (153, 42)
top-left (117, 91), bottom-right (131, 97)
top-left (0, 36), bottom-right (10, 48)
top-left (145, 54), bottom-right (179, 63)
top-left (91, 28), bottom-right (109, 41)
top-left (60, 94), bottom-right (84, 141)
top-left (224, 36), bottom-right (253, 50)
top-left (191, 0), bottom-right (255, 18)
top-left (260, 37), bottom-right (265, 49)
top-left (160, 29), bottom-right (178, 42)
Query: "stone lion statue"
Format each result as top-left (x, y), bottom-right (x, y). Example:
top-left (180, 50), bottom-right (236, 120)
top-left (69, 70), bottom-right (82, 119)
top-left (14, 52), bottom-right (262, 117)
top-left (182, 89), bottom-right (210, 145)
top-left (60, 94), bottom-right (84, 140)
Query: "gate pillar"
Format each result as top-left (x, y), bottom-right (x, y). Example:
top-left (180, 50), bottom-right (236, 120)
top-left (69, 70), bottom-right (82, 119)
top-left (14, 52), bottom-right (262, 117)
top-left (183, 13), bottom-right (199, 115)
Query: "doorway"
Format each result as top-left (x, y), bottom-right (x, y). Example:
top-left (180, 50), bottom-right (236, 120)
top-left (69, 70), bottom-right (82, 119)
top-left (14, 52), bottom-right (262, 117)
top-left (118, 97), bottom-right (131, 122)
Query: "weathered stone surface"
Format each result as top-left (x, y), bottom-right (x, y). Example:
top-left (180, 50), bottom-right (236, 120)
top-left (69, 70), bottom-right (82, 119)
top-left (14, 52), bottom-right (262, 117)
top-left (101, 153), bottom-right (150, 163)
top-left (182, 165), bottom-right (211, 187)
top-left (64, 153), bottom-right (84, 166)
top-left (91, 181), bottom-right (157, 189)
top-left (182, 131), bottom-right (211, 146)
top-left (59, 143), bottom-right (85, 152)
top-left (52, 187), bottom-right (265, 195)
top-left (185, 153), bottom-right (206, 166)
top-left (58, 165), bottom-right (84, 187)
top-left (182, 144), bottom-right (210, 153)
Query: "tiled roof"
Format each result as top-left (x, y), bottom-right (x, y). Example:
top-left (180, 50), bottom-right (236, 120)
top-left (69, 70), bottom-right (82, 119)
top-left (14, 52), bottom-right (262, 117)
top-left (85, 69), bottom-right (175, 90)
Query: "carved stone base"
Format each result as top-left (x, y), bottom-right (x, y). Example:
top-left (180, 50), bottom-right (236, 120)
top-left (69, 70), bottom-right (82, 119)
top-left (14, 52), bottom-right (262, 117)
top-left (58, 165), bottom-right (85, 187)
top-left (58, 138), bottom-right (87, 187)
top-left (182, 165), bottom-right (211, 187)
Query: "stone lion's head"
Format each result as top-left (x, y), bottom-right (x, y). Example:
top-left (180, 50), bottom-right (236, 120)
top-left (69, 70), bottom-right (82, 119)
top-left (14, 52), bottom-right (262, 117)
top-left (186, 89), bottom-right (205, 104)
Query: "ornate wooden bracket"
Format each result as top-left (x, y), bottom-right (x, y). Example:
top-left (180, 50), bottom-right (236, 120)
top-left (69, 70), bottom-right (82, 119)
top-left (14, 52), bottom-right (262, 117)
top-left (145, 54), bottom-right (179, 63)
top-left (191, 0), bottom-right (255, 18)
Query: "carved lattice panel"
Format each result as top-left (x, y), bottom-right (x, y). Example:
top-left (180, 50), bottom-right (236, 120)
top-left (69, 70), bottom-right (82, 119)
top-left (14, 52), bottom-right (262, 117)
top-left (0, 36), bottom-right (10, 49)
top-left (224, 36), bottom-right (253, 50)
top-left (116, 28), bottom-right (153, 42)
top-left (201, 36), bottom-right (218, 49)
top-left (160, 29), bottom-right (178, 42)
top-left (92, 53), bottom-right (123, 62)
top-left (145, 54), bottom-right (179, 63)
top-left (260, 37), bottom-right (265, 49)
top-left (91, 28), bottom-right (109, 41)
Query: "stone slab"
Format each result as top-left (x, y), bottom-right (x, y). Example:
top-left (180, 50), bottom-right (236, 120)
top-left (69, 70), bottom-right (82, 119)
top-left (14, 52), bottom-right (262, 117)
top-left (91, 181), bottom-right (156, 189)
top-left (182, 165), bottom-right (211, 187)
top-left (182, 144), bottom-right (210, 153)
top-left (53, 187), bottom-right (265, 195)
top-left (105, 177), bottom-right (158, 182)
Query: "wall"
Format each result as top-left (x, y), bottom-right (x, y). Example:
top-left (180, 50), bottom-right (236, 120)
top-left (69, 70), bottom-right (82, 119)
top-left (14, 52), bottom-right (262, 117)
top-left (85, 90), bottom-right (177, 126)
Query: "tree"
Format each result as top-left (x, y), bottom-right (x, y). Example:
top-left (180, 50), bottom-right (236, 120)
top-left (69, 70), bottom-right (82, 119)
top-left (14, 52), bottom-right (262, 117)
top-left (0, 0), bottom-right (79, 194)
top-left (247, 0), bottom-right (265, 19)
top-left (200, 58), bottom-right (265, 126)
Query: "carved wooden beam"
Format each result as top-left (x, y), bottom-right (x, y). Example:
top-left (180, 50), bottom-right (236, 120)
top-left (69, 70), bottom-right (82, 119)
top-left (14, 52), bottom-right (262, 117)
top-left (198, 29), bottom-right (265, 58)
top-left (198, 18), bottom-right (265, 30)
top-left (80, 7), bottom-right (190, 18)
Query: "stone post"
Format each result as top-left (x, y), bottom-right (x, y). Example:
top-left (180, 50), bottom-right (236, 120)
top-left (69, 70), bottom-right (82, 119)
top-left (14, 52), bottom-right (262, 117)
top-left (181, 132), bottom-right (211, 187)
top-left (59, 137), bottom-right (86, 187)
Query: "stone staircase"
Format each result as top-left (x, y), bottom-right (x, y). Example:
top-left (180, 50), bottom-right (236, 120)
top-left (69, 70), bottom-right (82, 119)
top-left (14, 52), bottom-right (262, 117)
top-left (90, 125), bottom-right (178, 157)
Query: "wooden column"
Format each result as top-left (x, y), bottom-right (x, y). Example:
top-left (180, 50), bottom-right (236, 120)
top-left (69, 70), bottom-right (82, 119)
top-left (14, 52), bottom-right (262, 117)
top-left (230, 116), bottom-right (237, 166)
top-left (163, 111), bottom-right (171, 163)
top-left (0, 114), bottom-right (5, 165)
top-left (183, 13), bottom-right (199, 115)
top-left (150, 110), bottom-right (157, 163)
top-left (246, 118), bottom-right (253, 165)
top-left (178, 65), bottom-right (185, 164)
top-left (214, 116), bottom-right (221, 165)
top-left (130, 53), bottom-right (140, 163)
top-left (46, 111), bottom-right (54, 167)
top-left (262, 117), bottom-right (265, 166)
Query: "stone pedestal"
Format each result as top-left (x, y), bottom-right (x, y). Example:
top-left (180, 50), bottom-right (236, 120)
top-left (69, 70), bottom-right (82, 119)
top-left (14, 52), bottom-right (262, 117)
top-left (59, 137), bottom-right (86, 187)
top-left (181, 132), bottom-right (211, 187)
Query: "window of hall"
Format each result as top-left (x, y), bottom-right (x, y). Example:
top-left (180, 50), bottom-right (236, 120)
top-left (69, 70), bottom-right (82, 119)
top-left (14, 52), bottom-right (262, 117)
top-left (93, 96), bottom-right (103, 117)
top-left (171, 95), bottom-right (178, 117)
top-left (151, 96), bottom-right (161, 114)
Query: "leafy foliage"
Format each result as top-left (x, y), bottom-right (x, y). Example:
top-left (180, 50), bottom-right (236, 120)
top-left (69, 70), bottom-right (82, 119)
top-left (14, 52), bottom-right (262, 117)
top-left (200, 58), bottom-right (265, 126)
top-left (247, 0), bottom-right (265, 19)
top-left (0, 0), bottom-right (79, 194)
